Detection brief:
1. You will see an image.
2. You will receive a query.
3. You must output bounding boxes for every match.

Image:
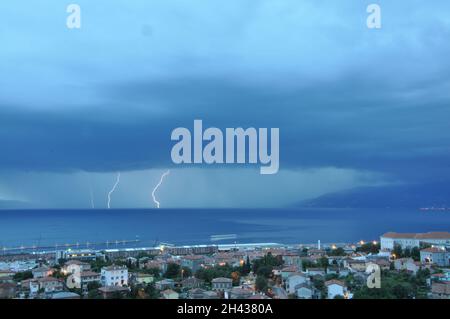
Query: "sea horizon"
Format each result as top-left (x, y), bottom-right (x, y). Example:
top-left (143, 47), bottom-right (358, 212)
top-left (1, 208), bottom-right (449, 250)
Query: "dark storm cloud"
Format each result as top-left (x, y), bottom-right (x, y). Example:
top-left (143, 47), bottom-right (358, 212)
top-left (1, 72), bottom-right (450, 184)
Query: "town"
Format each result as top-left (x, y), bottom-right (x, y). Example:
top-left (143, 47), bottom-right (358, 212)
top-left (0, 231), bottom-right (449, 299)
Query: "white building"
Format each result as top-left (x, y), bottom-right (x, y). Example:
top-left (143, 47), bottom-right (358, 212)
top-left (67, 271), bottom-right (101, 290)
top-left (101, 265), bottom-right (128, 287)
top-left (420, 247), bottom-right (450, 267)
top-left (286, 273), bottom-right (309, 294)
top-left (325, 279), bottom-right (348, 299)
top-left (380, 232), bottom-right (450, 250)
top-left (63, 260), bottom-right (91, 276)
top-left (296, 284), bottom-right (314, 299)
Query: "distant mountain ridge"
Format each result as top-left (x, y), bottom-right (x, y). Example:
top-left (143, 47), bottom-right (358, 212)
top-left (295, 181), bottom-right (450, 209)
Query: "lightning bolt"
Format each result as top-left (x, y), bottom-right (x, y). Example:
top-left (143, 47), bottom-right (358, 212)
top-left (107, 172), bottom-right (121, 209)
top-left (89, 184), bottom-right (95, 209)
top-left (152, 170), bottom-right (170, 208)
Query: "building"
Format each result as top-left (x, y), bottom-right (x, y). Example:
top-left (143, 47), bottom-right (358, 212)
top-left (281, 253), bottom-right (302, 269)
top-left (0, 270), bottom-right (16, 278)
top-left (37, 277), bottom-right (64, 294)
top-left (98, 286), bottom-right (129, 299)
top-left (0, 283), bottom-right (16, 299)
top-left (56, 249), bottom-right (99, 262)
top-left (155, 278), bottom-right (175, 290)
top-left (181, 255), bottom-right (204, 272)
top-left (306, 268), bottom-right (326, 277)
top-left (344, 259), bottom-right (366, 272)
top-left (32, 266), bottom-right (53, 279)
top-left (188, 288), bottom-right (219, 299)
top-left (295, 284), bottom-right (314, 299)
top-left (325, 279), bottom-right (348, 299)
top-left (161, 289), bottom-right (179, 299)
top-left (101, 265), bottom-right (128, 287)
top-left (420, 247), bottom-right (450, 267)
top-left (229, 287), bottom-right (253, 299)
top-left (63, 260), bottom-right (91, 275)
top-left (280, 266), bottom-right (299, 281)
top-left (431, 281), bottom-right (450, 299)
top-left (211, 277), bottom-right (233, 291)
top-left (180, 276), bottom-right (204, 289)
top-left (380, 232), bottom-right (450, 250)
top-left (67, 270), bottom-right (101, 290)
top-left (286, 273), bottom-right (309, 294)
top-left (132, 273), bottom-right (154, 285)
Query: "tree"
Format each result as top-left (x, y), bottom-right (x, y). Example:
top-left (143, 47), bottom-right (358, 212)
top-left (13, 271), bottom-right (33, 282)
top-left (392, 244), bottom-right (403, 259)
top-left (241, 256), bottom-right (251, 275)
top-left (356, 242), bottom-right (380, 254)
top-left (181, 266), bottom-right (192, 278)
top-left (144, 267), bottom-right (161, 278)
top-left (164, 263), bottom-right (181, 279)
top-left (252, 253), bottom-right (283, 278)
top-left (256, 265), bottom-right (272, 278)
top-left (332, 247), bottom-right (346, 256)
top-left (255, 276), bottom-right (268, 292)
top-left (144, 284), bottom-right (160, 299)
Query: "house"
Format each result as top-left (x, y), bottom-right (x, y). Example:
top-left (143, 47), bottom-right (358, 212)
top-left (327, 256), bottom-right (345, 267)
top-left (188, 288), bottom-right (208, 299)
top-left (155, 278), bottom-right (175, 290)
top-left (295, 284), bottom-right (314, 299)
top-left (101, 265), bottom-right (128, 287)
top-left (307, 249), bottom-right (326, 257)
top-left (67, 270), bottom-right (100, 290)
top-left (393, 258), bottom-right (420, 274)
top-left (143, 260), bottom-right (165, 273)
top-left (282, 253), bottom-right (302, 268)
top-left (371, 258), bottom-right (391, 270)
top-left (431, 281), bottom-right (450, 299)
top-left (38, 277), bottom-right (64, 293)
top-left (286, 273), bottom-right (309, 294)
top-left (181, 255), bottom-right (204, 272)
top-left (271, 286), bottom-right (288, 299)
top-left (32, 266), bottom-right (53, 279)
top-left (345, 259), bottom-right (366, 272)
top-left (326, 266), bottom-right (339, 275)
top-left (380, 232), bottom-right (450, 250)
top-left (0, 283), bottom-right (16, 299)
top-left (188, 288), bottom-right (219, 299)
top-left (161, 289), bottom-right (179, 299)
top-left (63, 260), bottom-right (91, 275)
top-left (325, 279), bottom-right (348, 299)
top-left (229, 287), bottom-right (253, 299)
top-left (420, 247), bottom-right (450, 267)
top-left (0, 270), bottom-right (15, 278)
top-left (281, 266), bottom-right (299, 281)
top-left (0, 275), bottom-right (14, 284)
top-left (306, 268), bottom-right (326, 277)
top-left (212, 277), bottom-right (233, 291)
top-left (98, 286), bottom-right (129, 299)
top-left (133, 273), bottom-right (154, 285)
top-left (180, 276), bottom-right (204, 289)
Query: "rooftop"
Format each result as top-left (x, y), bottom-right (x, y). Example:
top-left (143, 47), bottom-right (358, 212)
top-left (325, 279), bottom-right (346, 287)
top-left (382, 232), bottom-right (450, 239)
top-left (212, 277), bottom-right (232, 283)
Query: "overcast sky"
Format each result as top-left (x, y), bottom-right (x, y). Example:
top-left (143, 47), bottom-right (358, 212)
top-left (0, 0), bottom-right (449, 208)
